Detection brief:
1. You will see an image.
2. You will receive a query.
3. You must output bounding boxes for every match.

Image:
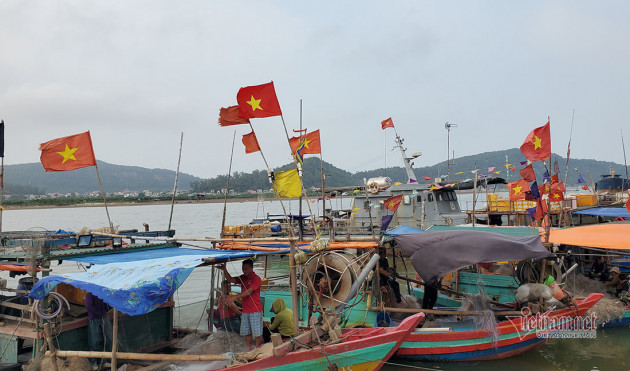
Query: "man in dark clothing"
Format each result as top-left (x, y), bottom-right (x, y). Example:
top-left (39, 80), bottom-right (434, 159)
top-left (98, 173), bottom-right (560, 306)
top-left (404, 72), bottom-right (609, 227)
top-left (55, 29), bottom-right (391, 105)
top-left (422, 283), bottom-right (439, 310)
top-left (378, 248), bottom-right (402, 304)
top-left (85, 292), bottom-right (111, 368)
top-left (590, 256), bottom-right (610, 281)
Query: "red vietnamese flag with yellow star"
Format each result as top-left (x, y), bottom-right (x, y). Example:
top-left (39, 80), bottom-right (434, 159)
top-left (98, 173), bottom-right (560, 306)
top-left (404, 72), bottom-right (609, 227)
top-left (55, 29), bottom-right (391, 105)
top-left (550, 182), bottom-right (565, 201)
top-left (236, 82), bottom-right (282, 119)
top-left (383, 193), bottom-right (404, 212)
top-left (39, 131), bottom-right (96, 172)
top-left (507, 178), bottom-right (530, 201)
top-left (289, 130), bottom-right (321, 155)
top-left (520, 119), bottom-right (551, 162)
top-left (381, 117), bottom-right (394, 130)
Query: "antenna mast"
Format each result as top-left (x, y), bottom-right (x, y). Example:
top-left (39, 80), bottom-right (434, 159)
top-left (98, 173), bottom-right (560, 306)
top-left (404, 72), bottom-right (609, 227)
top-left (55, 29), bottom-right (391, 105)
top-left (445, 122), bottom-right (458, 179)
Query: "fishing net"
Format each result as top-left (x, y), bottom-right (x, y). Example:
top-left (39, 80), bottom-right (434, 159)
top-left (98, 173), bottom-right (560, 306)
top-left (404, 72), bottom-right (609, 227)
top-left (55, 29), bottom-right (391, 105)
top-left (586, 297), bottom-right (626, 326)
top-left (460, 279), bottom-right (499, 344)
top-left (564, 272), bottom-right (625, 326)
top-left (24, 353), bottom-right (92, 371)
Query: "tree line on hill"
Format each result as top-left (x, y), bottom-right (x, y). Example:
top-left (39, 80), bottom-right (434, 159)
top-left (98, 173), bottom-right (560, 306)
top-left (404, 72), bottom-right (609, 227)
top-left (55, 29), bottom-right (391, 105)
top-left (2, 148), bottom-right (627, 195)
top-left (190, 148), bottom-right (628, 193)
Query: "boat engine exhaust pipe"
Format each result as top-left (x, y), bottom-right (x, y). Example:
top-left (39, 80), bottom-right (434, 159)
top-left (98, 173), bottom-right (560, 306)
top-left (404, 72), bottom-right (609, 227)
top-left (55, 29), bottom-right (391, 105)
top-left (337, 253), bottom-right (381, 312)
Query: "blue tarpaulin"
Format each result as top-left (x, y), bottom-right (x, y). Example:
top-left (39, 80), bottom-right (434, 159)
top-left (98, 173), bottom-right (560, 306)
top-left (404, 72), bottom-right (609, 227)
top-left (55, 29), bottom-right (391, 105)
top-left (29, 249), bottom-right (256, 315)
top-left (385, 225), bottom-right (425, 235)
top-left (65, 247), bottom-right (245, 265)
top-left (572, 207), bottom-right (630, 218)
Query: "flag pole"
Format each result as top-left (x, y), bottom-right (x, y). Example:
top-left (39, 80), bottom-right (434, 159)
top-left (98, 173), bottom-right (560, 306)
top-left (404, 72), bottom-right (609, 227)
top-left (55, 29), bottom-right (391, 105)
top-left (94, 162), bottom-right (114, 232)
top-left (277, 114), bottom-right (320, 236)
top-left (563, 109), bottom-right (575, 185)
top-left (298, 100), bottom-right (303, 241)
top-left (220, 131), bottom-right (237, 238)
top-left (621, 129), bottom-right (629, 191)
top-left (0, 120), bottom-right (4, 238)
top-left (168, 132), bottom-right (184, 231)
top-left (0, 156), bottom-right (3, 239)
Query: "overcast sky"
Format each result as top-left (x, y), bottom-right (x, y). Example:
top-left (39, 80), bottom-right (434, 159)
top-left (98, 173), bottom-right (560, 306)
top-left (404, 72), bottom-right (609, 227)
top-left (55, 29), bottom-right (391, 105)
top-left (1, 1), bottom-right (629, 179)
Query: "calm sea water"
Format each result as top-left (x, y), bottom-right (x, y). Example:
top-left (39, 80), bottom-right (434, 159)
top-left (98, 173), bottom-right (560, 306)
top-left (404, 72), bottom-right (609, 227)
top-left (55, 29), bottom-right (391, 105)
top-left (0, 199), bottom-right (624, 370)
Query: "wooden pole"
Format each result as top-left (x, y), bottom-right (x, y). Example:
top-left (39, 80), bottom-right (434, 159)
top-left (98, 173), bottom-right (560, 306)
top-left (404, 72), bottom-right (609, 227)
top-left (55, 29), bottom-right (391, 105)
top-left (168, 132), bottom-right (184, 231)
top-left (298, 100), bottom-right (303, 241)
top-left (94, 162), bottom-right (114, 233)
top-left (45, 350), bottom-right (229, 361)
top-left (372, 306), bottom-right (523, 317)
top-left (44, 323), bottom-right (60, 371)
top-left (111, 309), bottom-right (118, 371)
top-left (0, 120), bottom-right (4, 239)
top-left (220, 131), bottom-right (237, 238)
top-left (472, 169), bottom-right (477, 227)
top-left (622, 129), bottom-right (629, 191)
top-left (208, 266), bottom-right (216, 334)
top-left (289, 240), bottom-right (300, 335)
top-left (321, 154), bottom-right (326, 237)
top-left (563, 109), bottom-right (575, 185)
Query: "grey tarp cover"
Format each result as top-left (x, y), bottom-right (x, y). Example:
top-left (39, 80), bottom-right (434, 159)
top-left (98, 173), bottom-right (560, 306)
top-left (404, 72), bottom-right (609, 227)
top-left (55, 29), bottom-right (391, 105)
top-left (394, 230), bottom-right (553, 285)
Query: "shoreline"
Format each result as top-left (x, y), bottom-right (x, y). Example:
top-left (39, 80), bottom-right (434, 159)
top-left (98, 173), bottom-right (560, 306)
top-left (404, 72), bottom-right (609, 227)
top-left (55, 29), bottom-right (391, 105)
top-left (0, 198), bottom-right (270, 211)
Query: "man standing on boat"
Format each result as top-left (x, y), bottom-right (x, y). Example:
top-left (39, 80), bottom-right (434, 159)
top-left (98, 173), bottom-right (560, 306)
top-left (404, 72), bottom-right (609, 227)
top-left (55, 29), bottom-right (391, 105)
top-left (219, 259), bottom-right (263, 350)
top-left (378, 247), bottom-right (402, 304)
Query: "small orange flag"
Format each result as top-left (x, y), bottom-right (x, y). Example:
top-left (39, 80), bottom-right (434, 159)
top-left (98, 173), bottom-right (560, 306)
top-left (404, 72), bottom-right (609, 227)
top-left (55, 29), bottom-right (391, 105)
top-left (39, 131), bottom-right (96, 172)
top-left (507, 179), bottom-right (530, 201)
top-left (242, 132), bottom-right (261, 154)
top-left (218, 106), bottom-right (250, 127)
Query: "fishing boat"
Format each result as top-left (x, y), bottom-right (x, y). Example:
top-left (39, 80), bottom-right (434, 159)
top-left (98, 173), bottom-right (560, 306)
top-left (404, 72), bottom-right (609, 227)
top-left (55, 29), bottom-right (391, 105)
top-left (323, 133), bottom-right (505, 233)
top-left (226, 312), bottom-right (424, 371)
top-left (395, 293), bottom-right (602, 362)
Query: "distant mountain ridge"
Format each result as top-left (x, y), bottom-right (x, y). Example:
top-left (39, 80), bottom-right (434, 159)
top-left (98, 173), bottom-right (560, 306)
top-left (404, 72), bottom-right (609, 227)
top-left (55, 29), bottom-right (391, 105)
top-left (3, 161), bottom-right (203, 194)
top-left (4, 149), bottom-right (628, 194)
top-left (190, 148), bottom-right (628, 193)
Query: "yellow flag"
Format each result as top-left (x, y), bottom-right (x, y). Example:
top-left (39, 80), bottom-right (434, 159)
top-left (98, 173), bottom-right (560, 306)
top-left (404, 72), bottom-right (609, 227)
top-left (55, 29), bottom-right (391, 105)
top-left (274, 169), bottom-right (302, 197)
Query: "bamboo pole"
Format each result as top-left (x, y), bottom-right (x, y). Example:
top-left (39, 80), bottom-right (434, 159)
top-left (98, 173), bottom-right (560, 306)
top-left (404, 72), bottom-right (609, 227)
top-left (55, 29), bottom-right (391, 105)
top-left (94, 162), bottom-right (114, 233)
top-left (43, 323), bottom-right (60, 371)
top-left (220, 131), bottom-right (237, 238)
top-left (111, 309), bottom-right (118, 371)
top-left (44, 350), bottom-right (229, 361)
top-left (208, 266), bottom-right (216, 334)
top-left (289, 240), bottom-right (299, 335)
top-left (371, 306), bottom-right (523, 317)
top-left (168, 132), bottom-right (184, 231)
top-left (0, 120), bottom-right (4, 239)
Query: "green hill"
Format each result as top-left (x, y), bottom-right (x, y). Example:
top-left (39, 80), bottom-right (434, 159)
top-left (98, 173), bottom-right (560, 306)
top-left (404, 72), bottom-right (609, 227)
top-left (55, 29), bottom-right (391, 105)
top-left (3, 149), bottom-right (627, 195)
top-left (190, 149), bottom-right (628, 193)
top-left (3, 161), bottom-right (202, 194)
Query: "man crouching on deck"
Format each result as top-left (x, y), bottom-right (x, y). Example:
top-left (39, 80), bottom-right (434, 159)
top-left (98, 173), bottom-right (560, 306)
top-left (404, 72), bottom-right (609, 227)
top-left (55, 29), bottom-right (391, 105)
top-left (218, 259), bottom-right (263, 350)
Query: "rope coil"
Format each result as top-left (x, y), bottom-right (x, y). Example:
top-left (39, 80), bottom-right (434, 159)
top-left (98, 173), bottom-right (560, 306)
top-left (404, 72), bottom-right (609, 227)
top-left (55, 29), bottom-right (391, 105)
top-left (310, 238), bottom-right (329, 253)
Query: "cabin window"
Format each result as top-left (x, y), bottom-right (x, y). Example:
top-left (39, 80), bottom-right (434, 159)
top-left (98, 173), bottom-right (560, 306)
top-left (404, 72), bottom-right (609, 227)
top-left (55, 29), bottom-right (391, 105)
top-left (416, 195), bottom-right (422, 202)
top-left (427, 193), bottom-right (434, 202)
top-left (363, 200), bottom-right (370, 209)
top-left (403, 195), bottom-right (411, 204)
